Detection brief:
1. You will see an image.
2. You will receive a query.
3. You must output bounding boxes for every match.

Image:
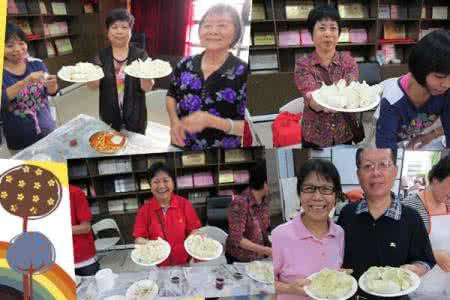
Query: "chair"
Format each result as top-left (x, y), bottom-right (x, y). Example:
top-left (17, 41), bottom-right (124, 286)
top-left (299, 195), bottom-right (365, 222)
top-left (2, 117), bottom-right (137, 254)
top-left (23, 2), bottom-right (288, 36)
top-left (206, 196), bottom-right (232, 233)
top-left (190, 226), bottom-right (228, 266)
top-left (279, 97), bottom-right (305, 114)
top-left (91, 218), bottom-right (123, 252)
top-left (358, 62), bottom-right (382, 85)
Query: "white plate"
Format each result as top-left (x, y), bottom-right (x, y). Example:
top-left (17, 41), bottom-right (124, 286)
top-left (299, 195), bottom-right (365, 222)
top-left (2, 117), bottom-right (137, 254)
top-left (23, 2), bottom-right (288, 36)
top-left (130, 240), bottom-right (171, 267)
top-left (184, 236), bottom-right (223, 261)
top-left (104, 296), bottom-right (126, 300)
top-left (124, 64), bottom-right (172, 79)
top-left (125, 280), bottom-right (159, 300)
top-left (358, 268), bottom-right (421, 298)
top-left (57, 68), bottom-right (104, 83)
top-left (304, 271), bottom-right (358, 300)
top-left (312, 91), bottom-right (381, 113)
top-left (245, 261), bottom-right (274, 285)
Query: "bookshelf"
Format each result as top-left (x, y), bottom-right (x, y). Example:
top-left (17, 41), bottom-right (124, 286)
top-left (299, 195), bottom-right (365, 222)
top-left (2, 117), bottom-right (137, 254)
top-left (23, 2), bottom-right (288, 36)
top-left (247, 0), bottom-right (450, 114)
top-left (7, 0), bottom-right (123, 87)
top-left (67, 147), bottom-right (265, 243)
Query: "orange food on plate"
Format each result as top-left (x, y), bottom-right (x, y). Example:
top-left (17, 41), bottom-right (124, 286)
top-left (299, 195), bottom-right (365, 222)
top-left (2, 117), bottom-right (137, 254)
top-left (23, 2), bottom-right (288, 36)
top-left (89, 131), bottom-right (126, 153)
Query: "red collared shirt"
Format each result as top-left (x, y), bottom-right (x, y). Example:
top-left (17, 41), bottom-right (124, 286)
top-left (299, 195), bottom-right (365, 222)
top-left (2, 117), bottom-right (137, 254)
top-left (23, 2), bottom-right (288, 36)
top-left (294, 51), bottom-right (359, 147)
top-left (133, 193), bottom-right (202, 266)
top-left (70, 185), bottom-right (96, 264)
top-left (225, 187), bottom-right (271, 262)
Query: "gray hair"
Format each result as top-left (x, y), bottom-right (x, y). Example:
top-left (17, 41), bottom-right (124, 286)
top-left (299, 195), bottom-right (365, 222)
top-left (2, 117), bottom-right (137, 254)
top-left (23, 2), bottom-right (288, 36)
top-left (198, 3), bottom-right (243, 48)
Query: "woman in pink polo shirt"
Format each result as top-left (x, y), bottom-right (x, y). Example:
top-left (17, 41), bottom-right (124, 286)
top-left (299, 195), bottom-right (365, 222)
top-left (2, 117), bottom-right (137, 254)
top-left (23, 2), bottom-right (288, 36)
top-left (272, 159), bottom-right (345, 299)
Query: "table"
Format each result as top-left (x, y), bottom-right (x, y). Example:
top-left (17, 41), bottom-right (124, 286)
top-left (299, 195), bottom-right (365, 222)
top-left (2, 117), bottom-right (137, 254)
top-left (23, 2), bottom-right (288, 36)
top-left (12, 114), bottom-right (179, 162)
top-left (77, 261), bottom-right (274, 300)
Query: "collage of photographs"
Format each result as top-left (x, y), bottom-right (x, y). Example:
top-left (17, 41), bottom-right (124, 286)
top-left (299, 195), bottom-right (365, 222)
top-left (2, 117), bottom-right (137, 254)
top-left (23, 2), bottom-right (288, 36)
top-left (0, 0), bottom-right (449, 300)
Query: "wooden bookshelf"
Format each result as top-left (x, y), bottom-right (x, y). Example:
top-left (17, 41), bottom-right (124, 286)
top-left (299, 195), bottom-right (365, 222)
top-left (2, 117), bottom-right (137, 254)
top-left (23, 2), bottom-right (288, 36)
top-left (6, 0), bottom-right (124, 87)
top-left (247, 0), bottom-right (450, 114)
top-left (67, 147), bottom-right (265, 243)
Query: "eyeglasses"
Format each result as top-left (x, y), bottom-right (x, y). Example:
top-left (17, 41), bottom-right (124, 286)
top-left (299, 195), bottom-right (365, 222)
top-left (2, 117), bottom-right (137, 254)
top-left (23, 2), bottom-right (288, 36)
top-left (359, 160), bottom-right (393, 172)
top-left (300, 185), bottom-right (335, 195)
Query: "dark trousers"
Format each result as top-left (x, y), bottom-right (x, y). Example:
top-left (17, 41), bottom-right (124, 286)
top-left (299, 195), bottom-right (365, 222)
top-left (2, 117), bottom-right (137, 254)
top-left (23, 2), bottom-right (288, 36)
top-left (75, 261), bottom-right (100, 276)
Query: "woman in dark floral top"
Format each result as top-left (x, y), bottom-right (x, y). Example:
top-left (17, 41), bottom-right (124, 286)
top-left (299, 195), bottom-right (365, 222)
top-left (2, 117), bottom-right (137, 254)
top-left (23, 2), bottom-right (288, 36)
top-left (166, 4), bottom-right (247, 150)
top-left (225, 162), bottom-right (272, 263)
top-left (295, 5), bottom-right (359, 149)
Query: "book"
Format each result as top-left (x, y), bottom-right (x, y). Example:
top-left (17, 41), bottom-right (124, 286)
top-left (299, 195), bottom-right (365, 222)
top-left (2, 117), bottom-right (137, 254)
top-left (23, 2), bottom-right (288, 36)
top-left (39, 1), bottom-right (48, 14)
top-left (384, 22), bottom-right (406, 39)
top-left (285, 0), bottom-right (314, 19)
top-left (249, 53), bottom-right (278, 70)
top-left (338, 28), bottom-right (350, 43)
top-left (300, 29), bottom-right (313, 46)
top-left (46, 41), bottom-right (56, 57)
top-left (378, 4), bottom-right (390, 19)
top-left (432, 6), bottom-right (448, 20)
top-left (349, 29), bottom-right (368, 44)
top-left (52, 2), bottom-right (67, 15)
top-left (390, 5), bottom-right (407, 19)
top-left (251, 2), bottom-right (266, 20)
top-left (54, 38), bottom-right (73, 55)
top-left (338, 3), bottom-right (366, 18)
top-left (253, 32), bottom-right (276, 46)
top-left (278, 31), bottom-right (301, 47)
top-left (218, 170), bottom-right (234, 184)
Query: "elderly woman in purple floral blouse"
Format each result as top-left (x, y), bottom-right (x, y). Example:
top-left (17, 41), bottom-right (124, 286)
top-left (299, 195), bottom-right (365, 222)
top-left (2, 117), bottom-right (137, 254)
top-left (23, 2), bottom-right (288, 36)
top-left (166, 4), bottom-right (248, 150)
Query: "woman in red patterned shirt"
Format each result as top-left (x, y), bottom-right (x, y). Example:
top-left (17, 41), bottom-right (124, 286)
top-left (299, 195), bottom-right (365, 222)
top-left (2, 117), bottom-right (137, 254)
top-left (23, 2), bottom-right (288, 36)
top-left (225, 161), bottom-right (272, 263)
top-left (295, 5), bottom-right (360, 149)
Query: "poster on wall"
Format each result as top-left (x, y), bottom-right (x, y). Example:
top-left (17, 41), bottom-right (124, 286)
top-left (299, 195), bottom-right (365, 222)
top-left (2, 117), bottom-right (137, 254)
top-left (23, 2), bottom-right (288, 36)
top-left (0, 159), bottom-right (76, 300)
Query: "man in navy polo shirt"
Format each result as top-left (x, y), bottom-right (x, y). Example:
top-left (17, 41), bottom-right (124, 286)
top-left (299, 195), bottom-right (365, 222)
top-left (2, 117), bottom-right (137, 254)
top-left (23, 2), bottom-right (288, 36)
top-left (338, 148), bottom-right (435, 300)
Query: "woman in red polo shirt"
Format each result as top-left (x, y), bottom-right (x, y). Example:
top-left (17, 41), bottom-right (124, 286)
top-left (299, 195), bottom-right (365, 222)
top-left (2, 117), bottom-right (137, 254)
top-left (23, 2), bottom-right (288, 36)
top-left (70, 184), bottom-right (99, 276)
top-left (133, 162), bottom-right (202, 266)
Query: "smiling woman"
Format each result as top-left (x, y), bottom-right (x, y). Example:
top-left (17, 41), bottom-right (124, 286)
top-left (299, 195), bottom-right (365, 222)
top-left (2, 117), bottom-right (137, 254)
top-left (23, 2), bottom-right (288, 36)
top-left (86, 8), bottom-right (154, 134)
top-left (132, 162), bottom-right (202, 266)
top-left (166, 3), bottom-right (248, 150)
top-left (272, 159), bottom-right (345, 300)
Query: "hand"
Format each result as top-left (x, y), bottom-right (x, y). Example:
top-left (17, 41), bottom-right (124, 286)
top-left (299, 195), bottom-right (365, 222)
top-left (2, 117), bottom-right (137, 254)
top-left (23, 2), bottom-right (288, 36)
top-left (140, 78), bottom-right (154, 92)
top-left (24, 71), bottom-right (45, 85)
top-left (288, 277), bottom-right (311, 296)
top-left (263, 247), bottom-right (272, 257)
top-left (44, 74), bottom-right (58, 91)
top-left (400, 264), bottom-right (423, 276)
top-left (180, 111), bottom-right (211, 133)
top-left (189, 230), bottom-right (206, 239)
top-left (435, 251), bottom-right (450, 272)
top-left (170, 120), bottom-right (186, 147)
top-left (406, 133), bottom-right (435, 149)
top-left (339, 268), bottom-right (354, 275)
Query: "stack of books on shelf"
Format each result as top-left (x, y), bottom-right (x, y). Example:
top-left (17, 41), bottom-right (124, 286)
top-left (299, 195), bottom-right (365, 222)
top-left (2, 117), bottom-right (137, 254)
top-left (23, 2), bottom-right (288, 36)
top-left (39, 1), bottom-right (48, 14)
top-left (98, 159), bottom-right (132, 175)
top-left (177, 175), bottom-right (194, 189)
top-left (108, 198), bottom-right (138, 213)
top-left (338, 3), bottom-right (367, 19)
top-left (139, 178), bottom-right (150, 190)
top-left (193, 172), bottom-right (214, 187)
top-left (44, 22), bottom-right (69, 37)
top-left (51, 2), bottom-right (67, 15)
top-left (46, 41), bottom-right (56, 57)
top-left (188, 191), bottom-right (210, 204)
top-left (251, 2), bottom-right (266, 20)
top-left (432, 6), bottom-right (448, 20)
top-left (224, 149), bottom-right (253, 163)
top-left (7, 0), bottom-right (27, 14)
top-left (249, 53), bottom-right (278, 71)
top-left (114, 177), bottom-right (135, 193)
top-left (253, 33), bottom-right (275, 46)
top-left (285, 0), bottom-right (314, 19)
top-left (182, 152), bottom-right (205, 166)
top-left (55, 38), bottom-right (73, 55)
top-left (278, 31), bottom-right (300, 47)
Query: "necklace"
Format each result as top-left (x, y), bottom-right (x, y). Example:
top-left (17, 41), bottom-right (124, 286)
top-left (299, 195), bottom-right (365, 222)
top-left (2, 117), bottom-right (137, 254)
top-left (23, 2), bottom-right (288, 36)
top-left (113, 56), bottom-right (128, 64)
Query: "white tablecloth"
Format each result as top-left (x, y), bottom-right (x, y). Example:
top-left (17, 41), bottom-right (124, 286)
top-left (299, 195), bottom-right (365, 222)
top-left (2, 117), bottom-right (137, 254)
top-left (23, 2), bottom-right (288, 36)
top-left (12, 114), bottom-right (178, 162)
top-left (77, 262), bottom-right (274, 299)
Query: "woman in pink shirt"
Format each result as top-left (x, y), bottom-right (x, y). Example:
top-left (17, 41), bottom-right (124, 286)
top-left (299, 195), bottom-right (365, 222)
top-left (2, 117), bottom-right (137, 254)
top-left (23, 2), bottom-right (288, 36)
top-left (272, 159), bottom-right (345, 300)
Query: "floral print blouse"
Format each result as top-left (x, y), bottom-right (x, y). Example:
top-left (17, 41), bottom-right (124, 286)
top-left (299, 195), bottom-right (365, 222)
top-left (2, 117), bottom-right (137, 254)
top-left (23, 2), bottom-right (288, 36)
top-left (225, 188), bottom-right (271, 262)
top-left (294, 51), bottom-right (359, 148)
top-left (1, 58), bottom-right (55, 150)
top-left (167, 52), bottom-right (247, 150)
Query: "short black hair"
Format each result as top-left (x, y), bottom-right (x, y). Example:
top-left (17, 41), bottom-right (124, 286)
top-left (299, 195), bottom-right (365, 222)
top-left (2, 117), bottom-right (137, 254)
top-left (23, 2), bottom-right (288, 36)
top-left (5, 22), bottom-right (28, 44)
top-left (148, 162), bottom-right (175, 184)
top-left (105, 8), bottom-right (135, 30)
top-left (199, 3), bottom-right (243, 48)
top-left (428, 154), bottom-right (450, 183)
top-left (409, 30), bottom-right (450, 86)
top-left (307, 5), bottom-right (342, 36)
top-left (355, 148), bottom-right (398, 168)
top-left (296, 159), bottom-right (343, 197)
top-left (249, 161), bottom-right (267, 190)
